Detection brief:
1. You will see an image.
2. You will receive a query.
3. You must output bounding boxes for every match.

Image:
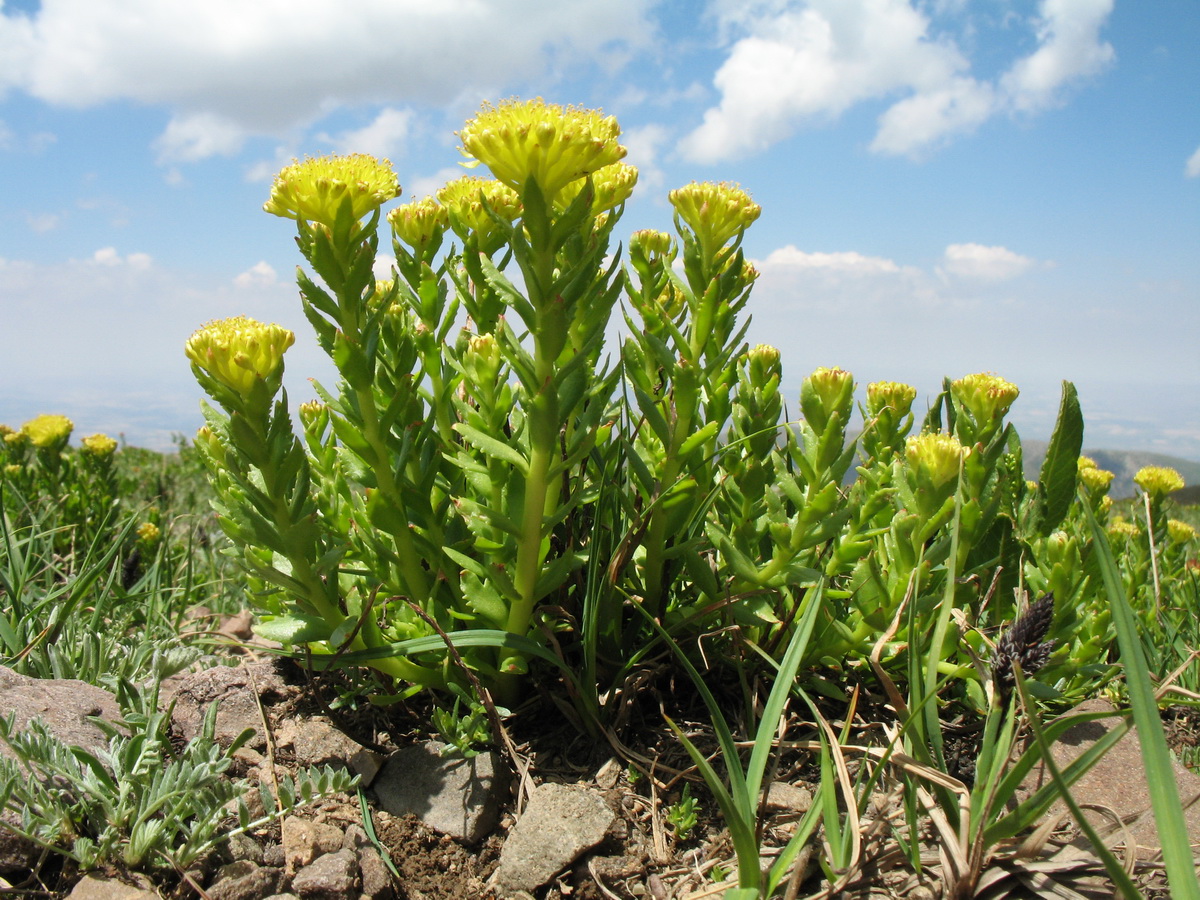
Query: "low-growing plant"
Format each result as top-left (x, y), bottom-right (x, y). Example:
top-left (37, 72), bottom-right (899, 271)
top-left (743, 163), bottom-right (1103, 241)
top-left (0, 675), bottom-right (357, 871)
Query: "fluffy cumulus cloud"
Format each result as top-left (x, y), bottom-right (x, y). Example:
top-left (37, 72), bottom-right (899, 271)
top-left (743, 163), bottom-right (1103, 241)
top-left (682, 0), bottom-right (1115, 161)
top-left (0, 0), bottom-right (652, 161)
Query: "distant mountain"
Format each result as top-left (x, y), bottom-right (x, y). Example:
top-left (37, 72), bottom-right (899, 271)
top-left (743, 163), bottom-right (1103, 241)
top-left (1021, 441), bottom-right (1200, 501)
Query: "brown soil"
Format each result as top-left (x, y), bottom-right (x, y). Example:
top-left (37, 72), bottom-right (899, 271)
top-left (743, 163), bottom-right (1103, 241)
top-left (3, 643), bottom-right (1188, 899)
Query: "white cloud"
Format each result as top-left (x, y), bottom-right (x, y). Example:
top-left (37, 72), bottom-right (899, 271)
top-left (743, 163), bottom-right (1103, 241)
top-left (153, 111), bottom-right (247, 163)
top-left (405, 165), bottom-right (467, 202)
top-left (323, 107), bottom-right (413, 159)
top-left (681, 0), bottom-right (968, 162)
top-left (1, 0), bottom-right (652, 160)
top-left (1186, 145), bottom-right (1200, 178)
top-left (1001, 0), bottom-right (1115, 113)
top-left (937, 243), bottom-right (1038, 282)
top-left (621, 123), bottom-right (670, 193)
top-left (233, 261), bottom-right (278, 288)
top-left (91, 247), bottom-right (152, 269)
top-left (870, 76), bottom-right (995, 156)
top-left (682, 0), bottom-right (1115, 162)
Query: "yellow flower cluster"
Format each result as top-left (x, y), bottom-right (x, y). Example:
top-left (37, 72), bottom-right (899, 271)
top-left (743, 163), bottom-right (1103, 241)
top-left (137, 522), bottom-right (161, 545)
top-left (264, 154), bottom-right (400, 229)
top-left (185, 316), bottom-right (295, 397)
top-left (22, 414), bottom-right (73, 449)
top-left (458, 98), bottom-right (626, 202)
top-left (1133, 465), bottom-right (1185, 499)
top-left (81, 433), bottom-right (118, 458)
top-left (437, 176), bottom-right (522, 246)
top-left (554, 161), bottom-right (639, 214)
top-left (867, 381), bottom-right (918, 419)
top-left (1077, 456), bottom-right (1115, 494)
top-left (951, 373), bottom-right (1019, 424)
top-left (388, 196), bottom-right (449, 250)
top-left (669, 181), bottom-right (761, 255)
top-left (1167, 519), bottom-right (1198, 544)
top-left (1108, 519), bottom-right (1142, 540)
top-left (906, 432), bottom-right (970, 490)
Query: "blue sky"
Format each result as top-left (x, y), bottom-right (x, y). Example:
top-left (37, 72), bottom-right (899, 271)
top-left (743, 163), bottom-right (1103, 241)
top-left (1, 0), bottom-right (1197, 458)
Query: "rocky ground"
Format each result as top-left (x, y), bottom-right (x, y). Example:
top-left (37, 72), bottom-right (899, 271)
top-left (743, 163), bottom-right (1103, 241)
top-left (0, 612), bottom-right (1194, 899)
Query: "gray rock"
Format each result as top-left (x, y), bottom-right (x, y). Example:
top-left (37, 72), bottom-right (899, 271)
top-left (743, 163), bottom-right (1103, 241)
top-left (292, 848), bottom-right (360, 899)
top-left (226, 831), bottom-right (265, 864)
top-left (371, 741), bottom-right (507, 843)
top-left (67, 875), bottom-right (158, 900)
top-left (357, 847), bottom-right (395, 900)
top-left (206, 860), bottom-right (285, 900)
top-left (491, 783), bottom-right (616, 894)
top-left (0, 667), bottom-right (124, 872)
top-left (276, 716), bottom-right (384, 786)
top-left (168, 660), bottom-right (288, 750)
top-left (1018, 697), bottom-right (1200, 858)
top-left (283, 816), bottom-right (346, 871)
top-left (0, 667), bottom-right (123, 754)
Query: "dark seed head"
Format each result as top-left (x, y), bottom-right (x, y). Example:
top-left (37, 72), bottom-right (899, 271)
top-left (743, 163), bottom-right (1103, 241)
top-left (991, 593), bottom-right (1055, 703)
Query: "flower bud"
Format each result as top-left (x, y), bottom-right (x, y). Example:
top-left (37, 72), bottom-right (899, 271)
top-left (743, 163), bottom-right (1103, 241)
top-left (866, 382), bottom-right (917, 419)
top-left (556, 161), bottom-right (639, 214)
top-left (437, 176), bottom-right (522, 249)
top-left (464, 333), bottom-right (503, 384)
top-left (1133, 465), bottom-right (1184, 500)
top-left (906, 432), bottom-right (970, 491)
top-left (630, 229), bottom-right (674, 261)
top-left (669, 181), bottom-right (761, 255)
top-left (951, 373), bottom-right (1019, 431)
top-left (1107, 519), bottom-right (1141, 541)
top-left (1078, 464), bottom-right (1114, 494)
top-left (388, 196), bottom-right (449, 250)
top-left (800, 367), bottom-right (854, 433)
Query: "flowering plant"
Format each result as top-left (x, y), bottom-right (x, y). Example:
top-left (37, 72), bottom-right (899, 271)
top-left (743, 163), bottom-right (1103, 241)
top-left (187, 99), bottom-right (1188, 733)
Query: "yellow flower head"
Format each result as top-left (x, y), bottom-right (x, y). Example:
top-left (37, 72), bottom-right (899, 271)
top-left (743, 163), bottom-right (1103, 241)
top-left (80, 433), bottom-right (118, 458)
top-left (1167, 519), bottom-right (1199, 544)
top-left (555, 161), bottom-right (639, 214)
top-left (136, 521), bottom-right (161, 545)
top-left (669, 181), bottom-right (761, 254)
top-left (951, 373), bottom-right (1019, 424)
top-left (867, 381), bottom-right (918, 419)
top-left (1108, 520), bottom-right (1142, 541)
top-left (185, 316), bottom-right (296, 398)
top-left (0, 425), bottom-right (12, 438)
top-left (388, 196), bottom-right (449, 250)
top-left (3, 464), bottom-right (19, 478)
top-left (1133, 465), bottom-right (1185, 499)
top-left (437, 176), bottom-right (522, 246)
top-left (1079, 464), bottom-right (1114, 494)
top-left (458, 98), bottom-right (626, 202)
top-left (906, 432), bottom-right (970, 490)
top-left (1078, 455), bottom-right (1097, 470)
top-left (5, 430), bottom-right (28, 448)
top-left (263, 154), bottom-right (400, 229)
top-left (22, 414), bottom-right (73, 450)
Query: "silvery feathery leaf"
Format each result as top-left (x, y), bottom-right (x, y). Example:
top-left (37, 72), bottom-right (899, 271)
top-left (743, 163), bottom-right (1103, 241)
top-left (991, 593), bottom-right (1056, 703)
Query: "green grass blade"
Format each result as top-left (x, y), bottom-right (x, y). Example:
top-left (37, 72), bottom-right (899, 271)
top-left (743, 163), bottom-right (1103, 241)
top-left (1082, 498), bottom-right (1200, 900)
